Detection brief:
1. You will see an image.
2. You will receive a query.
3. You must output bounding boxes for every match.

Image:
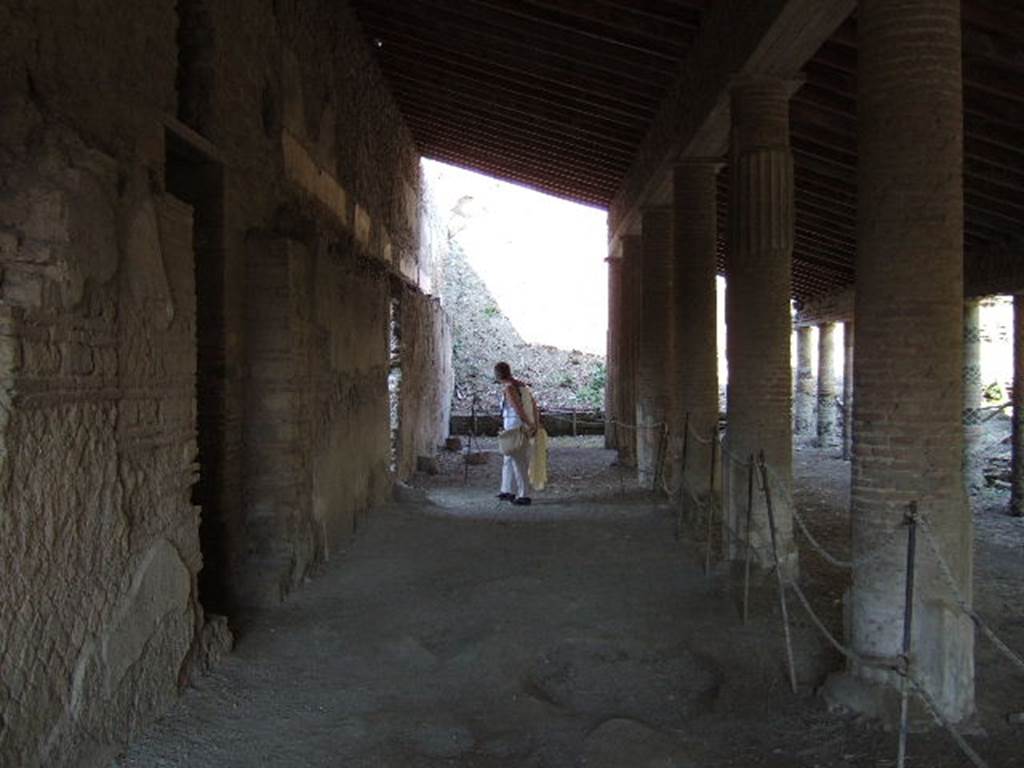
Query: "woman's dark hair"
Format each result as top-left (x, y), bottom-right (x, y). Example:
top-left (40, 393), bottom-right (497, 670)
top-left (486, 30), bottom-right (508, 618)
top-left (494, 361), bottom-right (512, 380)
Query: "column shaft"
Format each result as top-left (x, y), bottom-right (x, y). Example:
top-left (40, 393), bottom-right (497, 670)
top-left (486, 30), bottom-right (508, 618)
top-left (1012, 295), bottom-right (1024, 516)
top-left (842, 322), bottom-right (854, 461)
top-left (844, 0), bottom-right (973, 723)
top-left (636, 209), bottom-right (672, 489)
top-left (723, 78), bottom-right (796, 572)
top-left (669, 161), bottom-right (721, 501)
top-left (963, 299), bottom-right (983, 479)
top-left (816, 322), bottom-right (837, 446)
top-left (794, 326), bottom-right (815, 436)
top-left (605, 256), bottom-right (622, 450)
top-left (618, 236), bottom-right (642, 467)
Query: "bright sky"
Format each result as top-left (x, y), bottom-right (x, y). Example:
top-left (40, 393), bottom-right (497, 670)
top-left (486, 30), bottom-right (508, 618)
top-left (423, 159), bottom-right (609, 354)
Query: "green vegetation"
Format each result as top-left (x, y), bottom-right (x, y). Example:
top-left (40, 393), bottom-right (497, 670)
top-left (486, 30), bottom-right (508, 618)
top-left (579, 363), bottom-right (606, 407)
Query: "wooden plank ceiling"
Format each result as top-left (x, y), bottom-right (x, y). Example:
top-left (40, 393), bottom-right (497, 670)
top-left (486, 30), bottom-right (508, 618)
top-left (352, 0), bottom-right (1024, 301)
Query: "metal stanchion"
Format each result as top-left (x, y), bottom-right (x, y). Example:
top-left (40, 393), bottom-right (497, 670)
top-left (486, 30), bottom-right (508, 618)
top-left (742, 454), bottom-right (754, 624)
top-left (759, 450), bottom-right (798, 695)
top-left (674, 413), bottom-right (691, 540)
top-left (897, 501), bottom-right (919, 768)
top-left (704, 425), bottom-right (717, 576)
top-left (653, 422), bottom-right (668, 495)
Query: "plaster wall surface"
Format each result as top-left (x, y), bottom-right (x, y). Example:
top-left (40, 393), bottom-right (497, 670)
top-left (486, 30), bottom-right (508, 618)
top-left (397, 287), bottom-right (455, 481)
top-left (1, 1), bottom-right (452, 764)
top-left (0, 121), bottom-right (200, 767)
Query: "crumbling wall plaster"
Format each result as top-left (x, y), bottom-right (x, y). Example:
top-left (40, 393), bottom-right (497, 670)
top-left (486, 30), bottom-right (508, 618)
top-left (0, 116), bottom-right (201, 768)
top-left (2, 0), bottom-right (452, 764)
top-left (397, 289), bottom-right (454, 480)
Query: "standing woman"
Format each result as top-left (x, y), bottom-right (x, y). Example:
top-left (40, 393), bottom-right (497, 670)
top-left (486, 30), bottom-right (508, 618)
top-left (494, 362), bottom-right (537, 505)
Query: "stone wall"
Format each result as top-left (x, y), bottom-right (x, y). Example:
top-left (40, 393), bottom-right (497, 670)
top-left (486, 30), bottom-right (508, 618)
top-left (1, 1), bottom-right (452, 765)
top-left (0, 122), bottom-right (201, 767)
top-left (397, 286), bottom-right (454, 481)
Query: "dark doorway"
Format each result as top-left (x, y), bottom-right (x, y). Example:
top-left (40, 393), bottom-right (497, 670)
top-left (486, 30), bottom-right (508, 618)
top-left (165, 125), bottom-right (229, 617)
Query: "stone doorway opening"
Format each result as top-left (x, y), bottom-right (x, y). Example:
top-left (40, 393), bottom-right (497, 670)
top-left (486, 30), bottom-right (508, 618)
top-left (165, 126), bottom-right (229, 617)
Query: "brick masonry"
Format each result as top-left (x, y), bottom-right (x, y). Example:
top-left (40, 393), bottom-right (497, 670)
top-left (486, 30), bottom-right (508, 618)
top-left (843, 0), bottom-right (973, 723)
top-left (604, 255), bottom-right (622, 450)
top-left (816, 322), bottom-right (837, 446)
top-left (668, 161), bottom-right (721, 500)
top-left (722, 78), bottom-right (797, 572)
top-left (616, 235), bottom-right (642, 467)
top-left (636, 208), bottom-right (672, 489)
top-left (794, 326), bottom-right (815, 435)
top-left (1, 1), bottom-right (453, 765)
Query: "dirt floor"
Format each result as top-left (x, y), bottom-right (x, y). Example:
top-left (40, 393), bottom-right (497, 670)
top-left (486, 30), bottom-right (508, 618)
top-left (114, 435), bottom-right (1023, 767)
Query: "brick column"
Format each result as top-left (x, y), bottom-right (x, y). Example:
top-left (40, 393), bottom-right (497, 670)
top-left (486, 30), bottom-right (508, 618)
top-left (605, 254), bottom-right (622, 450)
top-left (618, 235), bottom-right (642, 467)
top-left (722, 77), bottom-right (797, 573)
top-left (832, 0), bottom-right (974, 723)
top-left (636, 208), bottom-right (672, 489)
top-left (816, 322), bottom-right (837, 447)
top-left (668, 160), bottom-right (722, 501)
top-left (962, 299), bottom-right (983, 477)
top-left (842, 322), bottom-right (854, 461)
top-left (1012, 295), bottom-right (1024, 517)
top-left (794, 326), bottom-right (815, 436)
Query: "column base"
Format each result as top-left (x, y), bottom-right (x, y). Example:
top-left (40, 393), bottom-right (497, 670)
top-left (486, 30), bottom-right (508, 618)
top-left (822, 669), bottom-right (902, 726)
top-left (822, 669), bottom-right (980, 733)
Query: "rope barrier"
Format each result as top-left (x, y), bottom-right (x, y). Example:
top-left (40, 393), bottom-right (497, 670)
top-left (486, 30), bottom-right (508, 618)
top-left (917, 515), bottom-right (1024, 678)
top-left (781, 527), bottom-right (994, 768)
top-left (789, 505), bottom-right (854, 568)
top-left (604, 407), bottom-right (1015, 768)
top-left (905, 677), bottom-right (992, 768)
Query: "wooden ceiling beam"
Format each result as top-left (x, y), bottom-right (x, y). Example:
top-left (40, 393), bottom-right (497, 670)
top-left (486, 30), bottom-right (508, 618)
top-left (384, 68), bottom-right (644, 136)
top-left (358, 0), bottom-right (683, 79)
top-left (394, 95), bottom-right (634, 174)
top-left (385, 72), bottom-right (646, 139)
top-left (521, 0), bottom-right (704, 39)
top-left (962, 1), bottom-right (1024, 46)
top-left (360, 20), bottom-right (663, 103)
top-left (419, 142), bottom-right (610, 207)
top-left (460, 0), bottom-right (698, 60)
top-left (373, 35), bottom-right (660, 114)
top-left (412, 120), bottom-right (623, 188)
top-left (356, 10), bottom-right (669, 93)
top-left (393, 93), bottom-right (637, 163)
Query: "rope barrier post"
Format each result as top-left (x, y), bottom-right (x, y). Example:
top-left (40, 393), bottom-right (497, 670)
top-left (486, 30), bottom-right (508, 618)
top-left (704, 424), bottom-right (717, 576)
top-left (758, 450), bottom-right (798, 695)
top-left (897, 501), bottom-right (919, 768)
top-left (653, 422), bottom-right (668, 496)
top-left (681, 412), bottom-right (690, 477)
top-left (464, 396), bottom-right (477, 485)
top-left (572, 408), bottom-right (577, 437)
top-left (743, 453), bottom-right (754, 624)
top-left (673, 413), bottom-right (690, 539)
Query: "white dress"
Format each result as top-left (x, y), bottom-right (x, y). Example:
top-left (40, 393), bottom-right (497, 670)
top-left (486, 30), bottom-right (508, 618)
top-left (500, 385), bottom-right (531, 498)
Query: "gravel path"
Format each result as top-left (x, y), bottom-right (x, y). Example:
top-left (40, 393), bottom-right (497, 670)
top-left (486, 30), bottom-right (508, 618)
top-left (113, 438), bottom-right (1023, 767)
